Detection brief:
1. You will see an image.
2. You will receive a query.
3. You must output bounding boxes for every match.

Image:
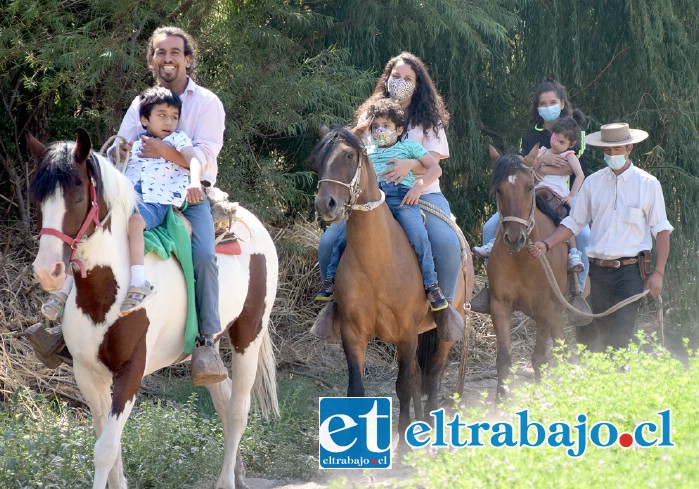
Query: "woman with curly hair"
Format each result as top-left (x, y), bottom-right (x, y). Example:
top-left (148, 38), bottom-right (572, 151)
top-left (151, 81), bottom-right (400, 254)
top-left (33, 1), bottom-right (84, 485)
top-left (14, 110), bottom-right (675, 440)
top-left (316, 52), bottom-right (461, 310)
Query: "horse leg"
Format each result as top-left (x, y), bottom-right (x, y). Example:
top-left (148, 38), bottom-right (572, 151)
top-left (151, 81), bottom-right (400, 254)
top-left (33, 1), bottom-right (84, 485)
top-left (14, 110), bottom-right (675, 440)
top-left (418, 329), bottom-right (451, 417)
top-left (490, 300), bottom-right (513, 401)
top-left (395, 339), bottom-right (418, 454)
top-left (410, 354), bottom-right (423, 421)
top-left (74, 367), bottom-right (127, 489)
top-left (342, 329), bottom-right (367, 397)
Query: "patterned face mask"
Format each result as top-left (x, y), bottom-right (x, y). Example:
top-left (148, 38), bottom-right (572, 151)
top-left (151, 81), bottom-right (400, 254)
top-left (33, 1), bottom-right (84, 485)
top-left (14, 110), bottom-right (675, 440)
top-left (372, 127), bottom-right (399, 147)
top-left (387, 78), bottom-right (416, 101)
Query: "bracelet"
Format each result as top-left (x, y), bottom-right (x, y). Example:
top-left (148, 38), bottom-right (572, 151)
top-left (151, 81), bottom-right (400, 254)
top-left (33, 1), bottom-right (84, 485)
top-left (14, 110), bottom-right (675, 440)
top-left (654, 269), bottom-right (664, 277)
top-left (541, 240), bottom-right (550, 252)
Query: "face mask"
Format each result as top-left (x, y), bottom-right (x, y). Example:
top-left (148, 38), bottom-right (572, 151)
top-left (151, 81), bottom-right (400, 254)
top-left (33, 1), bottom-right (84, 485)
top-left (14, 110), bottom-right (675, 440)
top-left (387, 79), bottom-right (416, 101)
top-left (538, 104), bottom-right (561, 122)
top-left (604, 153), bottom-right (627, 170)
top-left (372, 127), bottom-right (398, 147)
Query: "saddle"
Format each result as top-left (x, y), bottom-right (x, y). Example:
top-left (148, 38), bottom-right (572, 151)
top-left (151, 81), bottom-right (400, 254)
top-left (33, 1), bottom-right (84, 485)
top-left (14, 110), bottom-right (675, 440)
top-left (170, 186), bottom-right (249, 256)
top-left (535, 187), bottom-right (569, 221)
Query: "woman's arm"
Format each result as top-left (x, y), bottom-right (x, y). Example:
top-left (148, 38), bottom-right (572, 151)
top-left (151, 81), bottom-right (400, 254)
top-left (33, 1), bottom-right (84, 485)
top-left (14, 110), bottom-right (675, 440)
top-left (401, 153), bottom-right (442, 206)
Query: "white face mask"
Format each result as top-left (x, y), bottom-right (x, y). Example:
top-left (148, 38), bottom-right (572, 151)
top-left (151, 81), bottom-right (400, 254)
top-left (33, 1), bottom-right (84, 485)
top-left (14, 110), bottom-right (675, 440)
top-left (604, 153), bottom-right (627, 170)
top-left (387, 78), bottom-right (416, 101)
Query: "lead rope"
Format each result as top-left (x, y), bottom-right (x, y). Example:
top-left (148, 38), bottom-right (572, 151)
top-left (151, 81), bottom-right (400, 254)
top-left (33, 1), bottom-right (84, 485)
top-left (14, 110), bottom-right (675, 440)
top-left (99, 135), bottom-right (129, 174)
top-left (533, 239), bottom-right (650, 319)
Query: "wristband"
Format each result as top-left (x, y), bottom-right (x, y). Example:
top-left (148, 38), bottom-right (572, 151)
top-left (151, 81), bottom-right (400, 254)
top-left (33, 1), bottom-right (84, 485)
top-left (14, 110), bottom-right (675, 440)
top-left (654, 269), bottom-right (664, 277)
top-left (541, 240), bottom-right (550, 252)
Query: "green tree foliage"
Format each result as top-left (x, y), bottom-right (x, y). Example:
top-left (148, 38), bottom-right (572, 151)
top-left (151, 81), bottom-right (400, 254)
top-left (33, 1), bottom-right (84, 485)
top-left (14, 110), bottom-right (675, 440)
top-left (1, 0), bottom-right (696, 336)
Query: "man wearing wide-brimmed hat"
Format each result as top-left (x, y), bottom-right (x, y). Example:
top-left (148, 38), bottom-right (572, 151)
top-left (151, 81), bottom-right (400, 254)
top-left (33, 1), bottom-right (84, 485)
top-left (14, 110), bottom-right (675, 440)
top-left (529, 122), bottom-right (673, 351)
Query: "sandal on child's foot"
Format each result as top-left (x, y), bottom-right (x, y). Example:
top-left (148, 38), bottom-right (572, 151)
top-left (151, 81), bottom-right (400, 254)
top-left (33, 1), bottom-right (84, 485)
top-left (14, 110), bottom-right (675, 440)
top-left (121, 281), bottom-right (156, 315)
top-left (41, 292), bottom-right (68, 321)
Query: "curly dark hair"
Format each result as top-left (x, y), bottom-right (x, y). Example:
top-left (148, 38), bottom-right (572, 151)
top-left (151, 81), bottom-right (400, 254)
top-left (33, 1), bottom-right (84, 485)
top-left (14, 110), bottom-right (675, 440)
top-left (147, 26), bottom-right (198, 79)
top-left (528, 76), bottom-right (577, 126)
top-left (355, 52), bottom-right (450, 137)
top-left (366, 99), bottom-right (406, 129)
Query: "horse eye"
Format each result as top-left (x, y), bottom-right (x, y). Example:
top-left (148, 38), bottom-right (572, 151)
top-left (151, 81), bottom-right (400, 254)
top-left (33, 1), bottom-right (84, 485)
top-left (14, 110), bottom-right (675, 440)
top-left (75, 196), bottom-right (85, 204)
top-left (527, 185), bottom-right (535, 191)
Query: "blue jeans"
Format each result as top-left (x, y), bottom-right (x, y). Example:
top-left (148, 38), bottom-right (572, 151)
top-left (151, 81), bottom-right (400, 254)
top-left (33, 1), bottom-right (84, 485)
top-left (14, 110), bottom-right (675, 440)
top-left (481, 212), bottom-right (590, 289)
top-left (182, 199), bottom-right (221, 336)
top-left (319, 191), bottom-right (461, 301)
top-left (134, 181), bottom-right (169, 231)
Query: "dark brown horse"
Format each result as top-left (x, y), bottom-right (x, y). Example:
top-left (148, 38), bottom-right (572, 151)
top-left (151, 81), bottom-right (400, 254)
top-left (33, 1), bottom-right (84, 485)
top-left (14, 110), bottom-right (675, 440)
top-left (487, 147), bottom-right (568, 399)
top-left (310, 126), bottom-right (472, 447)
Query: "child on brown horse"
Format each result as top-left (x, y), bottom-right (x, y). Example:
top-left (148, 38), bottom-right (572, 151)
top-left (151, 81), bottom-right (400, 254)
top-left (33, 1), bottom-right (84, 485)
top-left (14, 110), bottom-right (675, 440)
top-left (475, 113), bottom-right (586, 273)
top-left (315, 99), bottom-right (450, 312)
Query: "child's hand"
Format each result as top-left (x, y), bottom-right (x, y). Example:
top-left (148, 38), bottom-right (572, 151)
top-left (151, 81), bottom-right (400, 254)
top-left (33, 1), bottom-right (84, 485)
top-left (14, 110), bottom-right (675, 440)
top-left (186, 181), bottom-right (205, 204)
top-left (400, 187), bottom-right (421, 206)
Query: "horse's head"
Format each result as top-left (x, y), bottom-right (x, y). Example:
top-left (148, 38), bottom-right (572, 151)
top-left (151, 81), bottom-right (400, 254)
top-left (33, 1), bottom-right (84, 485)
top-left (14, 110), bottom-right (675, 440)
top-left (29, 129), bottom-right (105, 291)
top-left (490, 144), bottom-right (540, 253)
top-left (309, 125), bottom-right (368, 223)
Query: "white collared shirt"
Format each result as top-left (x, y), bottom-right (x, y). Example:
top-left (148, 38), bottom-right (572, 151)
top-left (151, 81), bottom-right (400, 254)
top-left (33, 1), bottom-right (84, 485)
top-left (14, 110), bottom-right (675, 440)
top-left (561, 162), bottom-right (673, 259)
top-left (115, 78), bottom-right (225, 185)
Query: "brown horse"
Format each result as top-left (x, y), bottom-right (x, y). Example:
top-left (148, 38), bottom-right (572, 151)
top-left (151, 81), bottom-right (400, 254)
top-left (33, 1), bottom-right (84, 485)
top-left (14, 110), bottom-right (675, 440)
top-left (310, 126), bottom-right (471, 447)
top-left (487, 147), bottom-right (568, 399)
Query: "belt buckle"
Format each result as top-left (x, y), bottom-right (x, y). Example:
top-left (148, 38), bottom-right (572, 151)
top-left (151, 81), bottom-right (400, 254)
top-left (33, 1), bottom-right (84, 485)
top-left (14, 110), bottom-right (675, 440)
top-left (611, 260), bottom-right (621, 268)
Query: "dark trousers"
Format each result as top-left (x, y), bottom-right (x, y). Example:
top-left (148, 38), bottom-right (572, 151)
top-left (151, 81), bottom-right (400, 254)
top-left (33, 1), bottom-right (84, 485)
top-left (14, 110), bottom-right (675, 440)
top-left (576, 263), bottom-right (644, 351)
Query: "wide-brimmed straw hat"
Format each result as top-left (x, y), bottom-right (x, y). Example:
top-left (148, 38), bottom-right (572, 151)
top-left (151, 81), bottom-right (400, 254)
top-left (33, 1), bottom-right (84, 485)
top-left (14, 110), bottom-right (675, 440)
top-left (585, 122), bottom-right (649, 147)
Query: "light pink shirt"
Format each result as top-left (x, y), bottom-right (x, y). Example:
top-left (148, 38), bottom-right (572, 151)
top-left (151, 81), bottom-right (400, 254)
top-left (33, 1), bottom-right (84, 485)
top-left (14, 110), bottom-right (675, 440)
top-left (115, 78), bottom-right (225, 185)
top-left (403, 124), bottom-right (450, 194)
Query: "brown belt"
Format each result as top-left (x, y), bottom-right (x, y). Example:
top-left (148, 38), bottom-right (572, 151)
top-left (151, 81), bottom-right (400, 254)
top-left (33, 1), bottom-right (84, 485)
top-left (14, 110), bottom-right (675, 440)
top-left (590, 257), bottom-right (639, 268)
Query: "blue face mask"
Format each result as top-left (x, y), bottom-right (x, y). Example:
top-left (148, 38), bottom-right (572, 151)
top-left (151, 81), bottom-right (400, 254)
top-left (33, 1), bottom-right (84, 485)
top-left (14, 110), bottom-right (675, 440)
top-left (604, 153), bottom-right (627, 170)
top-left (537, 105), bottom-right (562, 122)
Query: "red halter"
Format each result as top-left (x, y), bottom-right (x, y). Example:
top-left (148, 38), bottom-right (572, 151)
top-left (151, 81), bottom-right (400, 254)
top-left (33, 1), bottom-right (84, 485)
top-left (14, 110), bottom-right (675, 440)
top-left (37, 175), bottom-right (103, 278)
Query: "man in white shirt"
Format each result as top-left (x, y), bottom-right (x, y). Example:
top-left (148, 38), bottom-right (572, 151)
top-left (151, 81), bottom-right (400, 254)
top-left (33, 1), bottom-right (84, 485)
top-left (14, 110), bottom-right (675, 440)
top-left (113, 26), bottom-right (227, 385)
top-left (530, 123), bottom-right (673, 351)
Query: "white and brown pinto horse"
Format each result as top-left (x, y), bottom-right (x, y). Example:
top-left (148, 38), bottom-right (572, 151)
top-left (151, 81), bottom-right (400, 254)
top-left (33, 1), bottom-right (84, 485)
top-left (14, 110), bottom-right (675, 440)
top-left (29, 129), bottom-right (278, 489)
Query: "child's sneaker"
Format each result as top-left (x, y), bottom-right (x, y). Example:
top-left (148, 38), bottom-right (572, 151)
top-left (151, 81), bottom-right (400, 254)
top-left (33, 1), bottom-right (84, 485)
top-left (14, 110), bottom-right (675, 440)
top-left (568, 251), bottom-right (584, 272)
top-left (473, 238), bottom-right (495, 258)
top-left (121, 280), bottom-right (156, 315)
top-left (314, 278), bottom-right (335, 301)
top-left (426, 283), bottom-right (449, 311)
top-left (41, 291), bottom-right (68, 321)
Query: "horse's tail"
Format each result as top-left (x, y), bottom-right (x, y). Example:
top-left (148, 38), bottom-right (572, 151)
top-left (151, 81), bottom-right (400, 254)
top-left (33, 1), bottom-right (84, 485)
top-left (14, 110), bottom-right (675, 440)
top-left (252, 327), bottom-right (279, 419)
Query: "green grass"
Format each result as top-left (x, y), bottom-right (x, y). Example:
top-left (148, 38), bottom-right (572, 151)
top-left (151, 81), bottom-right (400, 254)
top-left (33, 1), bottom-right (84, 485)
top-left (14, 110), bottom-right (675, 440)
top-left (401, 336), bottom-right (699, 488)
top-left (0, 373), bottom-right (328, 488)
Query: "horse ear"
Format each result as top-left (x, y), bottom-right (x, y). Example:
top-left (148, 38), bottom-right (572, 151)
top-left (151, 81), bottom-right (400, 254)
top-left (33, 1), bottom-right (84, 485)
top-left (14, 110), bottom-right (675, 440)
top-left (522, 143), bottom-right (540, 167)
top-left (74, 128), bottom-right (92, 164)
top-left (27, 133), bottom-right (47, 161)
top-left (319, 123), bottom-right (330, 138)
top-left (488, 144), bottom-right (501, 164)
top-left (352, 119), bottom-right (371, 138)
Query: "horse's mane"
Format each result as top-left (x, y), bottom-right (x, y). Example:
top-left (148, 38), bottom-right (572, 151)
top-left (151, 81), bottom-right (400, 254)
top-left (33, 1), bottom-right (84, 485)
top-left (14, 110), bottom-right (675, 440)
top-left (308, 126), bottom-right (364, 170)
top-left (30, 140), bottom-right (137, 223)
